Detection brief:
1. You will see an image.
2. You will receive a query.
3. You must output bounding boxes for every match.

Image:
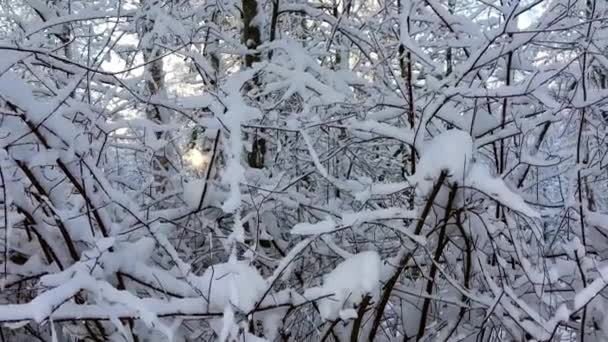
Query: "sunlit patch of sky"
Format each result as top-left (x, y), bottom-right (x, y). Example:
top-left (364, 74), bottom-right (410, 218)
top-left (517, 0), bottom-right (544, 29)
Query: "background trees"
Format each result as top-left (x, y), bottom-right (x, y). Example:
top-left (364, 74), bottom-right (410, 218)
top-left (0, 0), bottom-right (607, 340)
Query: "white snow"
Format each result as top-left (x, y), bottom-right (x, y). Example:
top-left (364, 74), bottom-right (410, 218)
top-left (306, 251), bottom-right (381, 320)
top-left (467, 163), bottom-right (539, 218)
top-left (342, 207), bottom-right (416, 226)
top-left (291, 218), bottom-right (336, 235)
top-left (182, 179), bottom-right (225, 209)
top-left (0, 1), bottom-right (602, 340)
top-left (198, 262), bottom-right (267, 312)
top-left (413, 129), bottom-right (474, 188)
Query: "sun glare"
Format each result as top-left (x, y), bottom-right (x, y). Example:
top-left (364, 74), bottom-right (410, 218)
top-left (185, 148), bottom-right (208, 168)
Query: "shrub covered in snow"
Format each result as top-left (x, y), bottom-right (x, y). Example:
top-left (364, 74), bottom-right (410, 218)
top-left (0, 0), bottom-right (607, 341)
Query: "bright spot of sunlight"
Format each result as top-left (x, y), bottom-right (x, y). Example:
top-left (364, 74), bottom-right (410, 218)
top-left (185, 148), bottom-right (209, 168)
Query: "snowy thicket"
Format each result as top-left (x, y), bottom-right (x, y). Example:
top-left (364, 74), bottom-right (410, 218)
top-left (0, 0), bottom-right (607, 340)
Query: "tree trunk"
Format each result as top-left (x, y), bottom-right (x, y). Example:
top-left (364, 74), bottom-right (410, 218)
top-left (242, 0), bottom-right (265, 169)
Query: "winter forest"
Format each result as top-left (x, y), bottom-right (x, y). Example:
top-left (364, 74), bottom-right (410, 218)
top-left (2, 0), bottom-right (608, 341)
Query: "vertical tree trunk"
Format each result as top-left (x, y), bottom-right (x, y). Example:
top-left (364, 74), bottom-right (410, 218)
top-left (398, 0), bottom-right (416, 209)
top-left (242, 0), bottom-right (261, 68)
top-left (140, 0), bottom-right (171, 194)
top-left (242, 0), bottom-right (266, 169)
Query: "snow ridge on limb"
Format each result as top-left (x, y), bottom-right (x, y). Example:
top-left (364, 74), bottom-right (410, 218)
top-left (412, 129), bottom-right (539, 218)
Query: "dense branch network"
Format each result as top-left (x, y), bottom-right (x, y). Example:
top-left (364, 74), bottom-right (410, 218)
top-left (0, 0), bottom-right (607, 341)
